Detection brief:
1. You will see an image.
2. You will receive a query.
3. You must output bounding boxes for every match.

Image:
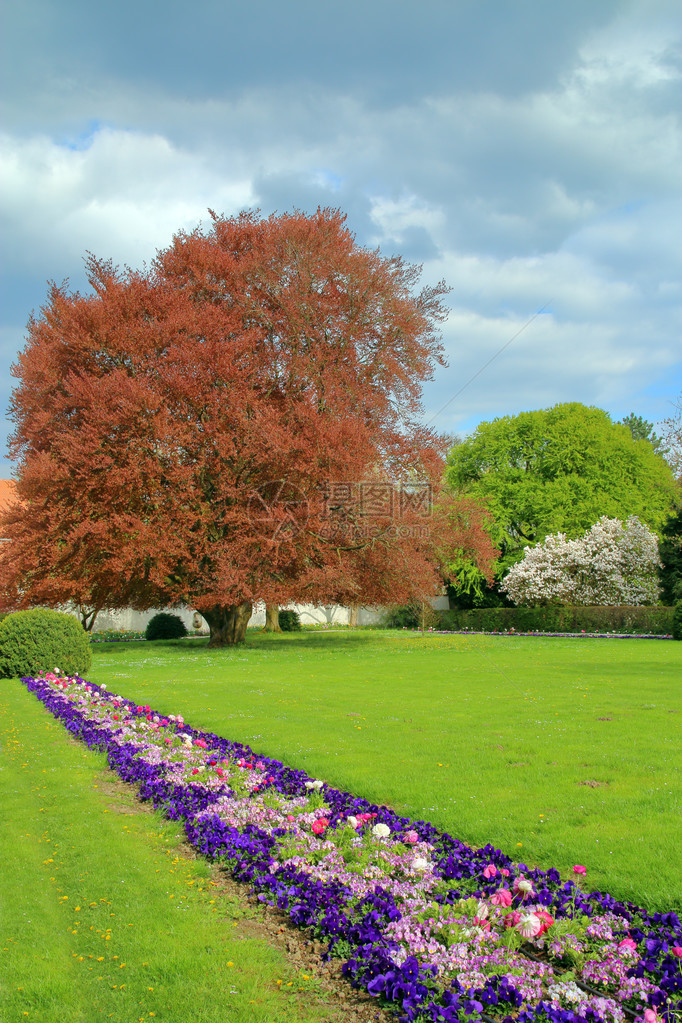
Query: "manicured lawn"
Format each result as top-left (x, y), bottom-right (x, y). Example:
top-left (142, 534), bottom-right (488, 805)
top-left (85, 630), bottom-right (682, 912)
top-left (0, 683), bottom-right (357, 1023)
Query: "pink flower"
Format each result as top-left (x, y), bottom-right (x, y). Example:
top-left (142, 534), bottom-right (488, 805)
top-left (483, 864), bottom-right (498, 879)
top-left (504, 912), bottom-right (521, 929)
top-left (474, 917), bottom-right (491, 932)
top-left (573, 865), bottom-right (587, 875)
top-left (644, 1010), bottom-right (658, 1023)
top-left (500, 868), bottom-right (510, 877)
top-left (404, 830), bottom-right (419, 844)
top-left (311, 818), bottom-right (329, 835)
top-left (490, 888), bottom-right (513, 908)
top-left (618, 938), bottom-right (638, 953)
top-left (517, 913), bottom-right (543, 939)
top-left (536, 910), bottom-right (555, 935)
top-left (672, 946), bottom-right (682, 958)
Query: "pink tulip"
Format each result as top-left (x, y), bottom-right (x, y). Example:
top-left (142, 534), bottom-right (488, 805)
top-left (573, 865), bottom-right (587, 875)
top-left (644, 1010), bottom-right (658, 1023)
top-left (482, 864), bottom-right (498, 879)
top-left (504, 912), bottom-right (521, 929)
top-left (490, 889), bottom-right (513, 908)
top-left (474, 917), bottom-right (491, 932)
top-left (404, 830), bottom-right (419, 844)
top-left (500, 868), bottom-right (510, 877)
top-left (672, 946), bottom-right (682, 958)
top-left (311, 818), bottom-right (329, 835)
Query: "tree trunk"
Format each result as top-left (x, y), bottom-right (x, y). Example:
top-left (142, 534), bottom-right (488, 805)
top-left (203, 602), bottom-right (253, 646)
top-left (349, 603), bottom-right (359, 627)
top-left (264, 603), bottom-right (281, 632)
top-left (77, 604), bottom-right (101, 632)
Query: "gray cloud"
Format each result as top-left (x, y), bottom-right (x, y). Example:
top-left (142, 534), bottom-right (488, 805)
top-left (1, 0), bottom-right (681, 473)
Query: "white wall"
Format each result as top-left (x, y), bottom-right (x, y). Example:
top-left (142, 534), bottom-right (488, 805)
top-left (87, 596), bottom-right (447, 632)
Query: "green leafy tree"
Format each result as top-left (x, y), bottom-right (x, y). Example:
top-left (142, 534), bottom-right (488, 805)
top-left (445, 403), bottom-right (679, 584)
top-left (619, 413), bottom-right (666, 455)
top-left (659, 507), bottom-right (682, 605)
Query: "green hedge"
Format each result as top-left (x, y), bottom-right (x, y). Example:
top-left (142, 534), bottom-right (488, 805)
top-left (435, 605), bottom-right (675, 635)
top-left (673, 601), bottom-right (682, 641)
top-left (0, 608), bottom-right (93, 678)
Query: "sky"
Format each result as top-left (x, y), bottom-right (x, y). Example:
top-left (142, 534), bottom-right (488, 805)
top-left (1, 0), bottom-right (681, 475)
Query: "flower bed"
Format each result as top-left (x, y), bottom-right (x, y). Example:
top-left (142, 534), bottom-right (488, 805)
top-left (427, 631), bottom-right (672, 640)
top-left (22, 672), bottom-right (682, 1023)
top-left (90, 629), bottom-right (146, 643)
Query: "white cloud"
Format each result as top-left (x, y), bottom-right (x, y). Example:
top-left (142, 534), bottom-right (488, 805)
top-left (0, 128), bottom-right (255, 275)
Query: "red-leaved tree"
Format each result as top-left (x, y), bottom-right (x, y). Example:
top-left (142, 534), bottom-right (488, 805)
top-left (1, 209), bottom-right (497, 644)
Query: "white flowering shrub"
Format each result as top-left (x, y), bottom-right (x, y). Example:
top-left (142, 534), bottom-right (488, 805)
top-left (501, 517), bottom-right (661, 606)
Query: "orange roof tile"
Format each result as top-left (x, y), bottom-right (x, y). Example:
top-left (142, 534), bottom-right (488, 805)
top-left (0, 479), bottom-right (17, 516)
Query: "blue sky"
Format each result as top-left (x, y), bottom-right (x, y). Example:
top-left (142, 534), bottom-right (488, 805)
top-left (1, 0), bottom-right (681, 473)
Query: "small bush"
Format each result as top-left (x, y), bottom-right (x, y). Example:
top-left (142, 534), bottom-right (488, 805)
top-left (673, 601), bottom-right (682, 641)
top-left (383, 603), bottom-right (440, 630)
top-left (383, 604), bottom-right (419, 629)
top-left (0, 608), bottom-right (92, 678)
top-left (278, 609), bottom-right (301, 631)
top-left (145, 612), bottom-right (188, 641)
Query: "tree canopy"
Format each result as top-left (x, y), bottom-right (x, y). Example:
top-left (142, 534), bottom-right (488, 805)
top-left (1, 208), bottom-right (497, 644)
top-left (619, 413), bottom-right (666, 456)
top-left (445, 402), bottom-right (679, 575)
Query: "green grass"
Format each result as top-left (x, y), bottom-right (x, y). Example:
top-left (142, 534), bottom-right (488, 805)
top-left (3, 630), bottom-right (680, 1023)
top-left (88, 630), bottom-right (682, 911)
top-left (0, 683), bottom-right (352, 1023)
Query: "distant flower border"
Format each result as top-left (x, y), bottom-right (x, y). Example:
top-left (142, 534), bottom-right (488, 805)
top-left (21, 673), bottom-right (682, 1023)
top-left (410, 630), bottom-right (672, 640)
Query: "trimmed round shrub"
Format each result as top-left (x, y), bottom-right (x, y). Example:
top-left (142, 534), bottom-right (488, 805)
top-left (145, 612), bottom-right (188, 641)
top-left (278, 609), bottom-right (301, 632)
top-left (0, 608), bottom-right (92, 679)
top-left (673, 600), bottom-right (682, 641)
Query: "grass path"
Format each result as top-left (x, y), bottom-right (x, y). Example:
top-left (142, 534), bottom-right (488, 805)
top-left (0, 680), bottom-right (374, 1023)
top-left (89, 630), bottom-right (682, 911)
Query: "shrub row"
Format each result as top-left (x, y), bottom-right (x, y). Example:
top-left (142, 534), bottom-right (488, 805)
top-left (432, 604), bottom-right (675, 635)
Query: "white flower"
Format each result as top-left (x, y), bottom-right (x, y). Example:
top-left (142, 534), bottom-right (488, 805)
top-left (100, 684), bottom-right (107, 690)
top-left (412, 856), bottom-right (430, 871)
top-left (372, 823), bottom-right (391, 839)
top-left (305, 779), bottom-right (324, 790)
top-left (347, 815), bottom-right (359, 828)
top-left (517, 913), bottom-right (542, 938)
